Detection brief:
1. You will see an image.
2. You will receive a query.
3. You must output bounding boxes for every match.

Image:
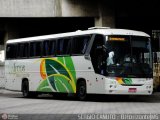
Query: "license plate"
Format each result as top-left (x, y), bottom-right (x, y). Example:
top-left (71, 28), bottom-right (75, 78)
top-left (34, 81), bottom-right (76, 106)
top-left (128, 88), bottom-right (137, 93)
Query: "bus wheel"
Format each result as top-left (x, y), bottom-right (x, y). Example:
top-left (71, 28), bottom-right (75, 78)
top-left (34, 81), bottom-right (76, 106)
top-left (22, 80), bottom-right (31, 98)
top-left (76, 81), bottom-right (86, 100)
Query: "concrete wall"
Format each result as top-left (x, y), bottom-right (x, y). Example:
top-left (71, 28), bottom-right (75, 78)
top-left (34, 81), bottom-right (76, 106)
top-left (0, 0), bottom-right (58, 17)
top-left (0, 0), bottom-right (115, 27)
top-left (61, 0), bottom-right (99, 17)
top-left (61, 0), bottom-right (115, 27)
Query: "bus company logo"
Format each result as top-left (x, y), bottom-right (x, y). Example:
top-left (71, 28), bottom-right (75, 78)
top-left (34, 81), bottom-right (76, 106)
top-left (12, 63), bottom-right (25, 73)
top-left (1, 113), bottom-right (8, 120)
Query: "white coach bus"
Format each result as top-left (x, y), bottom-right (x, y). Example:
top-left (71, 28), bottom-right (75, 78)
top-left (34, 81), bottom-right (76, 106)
top-left (5, 27), bottom-right (153, 100)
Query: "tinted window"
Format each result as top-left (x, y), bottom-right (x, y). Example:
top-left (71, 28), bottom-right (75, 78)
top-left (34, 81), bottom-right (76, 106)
top-left (43, 40), bottom-right (56, 56)
top-left (43, 40), bottom-right (49, 56)
top-left (17, 43), bottom-right (29, 58)
top-left (6, 44), bottom-right (17, 59)
top-left (49, 40), bottom-right (56, 56)
top-left (72, 36), bottom-right (90, 55)
top-left (17, 44), bottom-right (23, 58)
top-left (57, 38), bottom-right (71, 55)
top-left (23, 43), bottom-right (29, 58)
top-left (30, 42), bottom-right (42, 57)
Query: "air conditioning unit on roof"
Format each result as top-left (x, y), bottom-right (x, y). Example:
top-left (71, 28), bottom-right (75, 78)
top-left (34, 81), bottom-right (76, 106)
top-left (88, 27), bottom-right (110, 30)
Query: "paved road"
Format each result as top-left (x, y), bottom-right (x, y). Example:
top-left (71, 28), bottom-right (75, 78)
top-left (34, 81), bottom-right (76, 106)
top-left (0, 89), bottom-right (160, 119)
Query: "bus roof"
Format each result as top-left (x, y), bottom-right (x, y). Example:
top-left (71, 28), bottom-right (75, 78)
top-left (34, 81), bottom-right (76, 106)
top-left (6, 28), bottom-right (150, 44)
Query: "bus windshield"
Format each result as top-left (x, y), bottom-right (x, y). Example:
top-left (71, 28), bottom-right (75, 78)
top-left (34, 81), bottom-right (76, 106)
top-left (106, 35), bottom-right (152, 78)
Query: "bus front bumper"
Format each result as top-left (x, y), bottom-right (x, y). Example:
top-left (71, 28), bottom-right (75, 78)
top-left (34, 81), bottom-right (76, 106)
top-left (105, 83), bottom-right (153, 95)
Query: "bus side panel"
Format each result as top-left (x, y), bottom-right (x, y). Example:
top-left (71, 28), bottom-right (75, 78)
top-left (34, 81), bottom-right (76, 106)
top-left (26, 59), bottom-right (44, 92)
top-left (34, 56), bottom-right (106, 94)
top-left (35, 57), bottom-right (77, 93)
top-left (5, 60), bottom-right (22, 91)
top-left (5, 56), bottom-right (106, 94)
top-left (5, 59), bottom-right (42, 92)
top-left (34, 56), bottom-right (104, 94)
top-left (5, 60), bottom-right (15, 90)
top-left (72, 56), bottom-right (106, 94)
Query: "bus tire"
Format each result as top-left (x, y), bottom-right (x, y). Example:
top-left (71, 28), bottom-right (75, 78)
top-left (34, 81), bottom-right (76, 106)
top-left (76, 80), bottom-right (87, 101)
top-left (22, 80), bottom-right (30, 97)
top-left (22, 80), bottom-right (37, 98)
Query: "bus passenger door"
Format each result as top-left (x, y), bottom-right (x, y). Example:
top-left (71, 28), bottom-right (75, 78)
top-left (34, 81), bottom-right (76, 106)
top-left (89, 34), bottom-right (106, 93)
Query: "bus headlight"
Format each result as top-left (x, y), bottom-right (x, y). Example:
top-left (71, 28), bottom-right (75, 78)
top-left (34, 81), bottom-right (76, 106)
top-left (109, 81), bottom-right (117, 88)
top-left (146, 85), bottom-right (152, 89)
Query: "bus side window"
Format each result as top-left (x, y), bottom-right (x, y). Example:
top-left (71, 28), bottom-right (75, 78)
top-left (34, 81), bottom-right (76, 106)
top-left (17, 43), bottom-right (22, 58)
top-left (17, 43), bottom-right (29, 58)
top-left (23, 43), bottom-right (29, 58)
top-left (49, 40), bottom-right (56, 56)
top-left (30, 42), bottom-right (42, 57)
top-left (35, 42), bottom-right (42, 57)
top-left (57, 39), bottom-right (63, 55)
top-left (43, 40), bottom-right (49, 56)
top-left (6, 44), bottom-right (17, 59)
top-left (30, 42), bottom-right (35, 57)
top-left (57, 38), bottom-right (71, 55)
top-left (43, 40), bottom-right (56, 57)
top-left (72, 36), bottom-right (90, 55)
